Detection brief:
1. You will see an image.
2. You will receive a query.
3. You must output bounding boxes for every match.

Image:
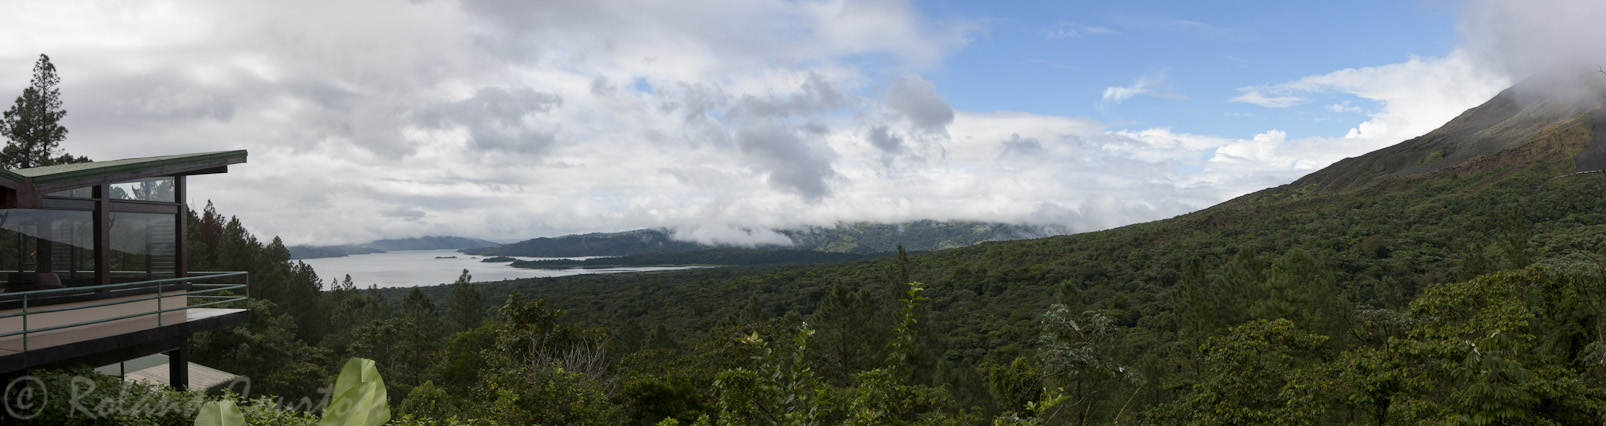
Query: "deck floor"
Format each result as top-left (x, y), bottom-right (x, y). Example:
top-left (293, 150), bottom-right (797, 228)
top-left (0, 309), bottom-right (245, 355)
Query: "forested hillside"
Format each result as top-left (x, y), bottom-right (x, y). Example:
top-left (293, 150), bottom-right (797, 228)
top-left (377, 77), bottom-right (1606, 424)
top-left (50, 77), bottom-right (1606, 424)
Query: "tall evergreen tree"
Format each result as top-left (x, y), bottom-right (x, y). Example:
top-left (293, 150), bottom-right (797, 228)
top-left (446, 269), bottom-right (484, 332)
top-left (1174, 257), bottom-right (1216, 358)
top-left (1498, 207), bottom-right (1532, 269)
top-left (1251, 248), bottom-right (1345, 339)
top-left (1215, 246), bottom-right (1265, 328)
top-left (1, 54), bottom-right (85, 169)
top-left (811, 280), bottom-right (882, 376)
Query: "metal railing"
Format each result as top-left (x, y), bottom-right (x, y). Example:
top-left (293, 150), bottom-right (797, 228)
top-left (0, 271), bottom-right (248, 353)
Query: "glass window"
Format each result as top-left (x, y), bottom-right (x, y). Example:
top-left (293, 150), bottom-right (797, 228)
top-left (0, 209), bottom-right (95, 289)
top-left (110, 212), bottom-right (177, 283)
top-left (111, 178), bottom-right (176, 202)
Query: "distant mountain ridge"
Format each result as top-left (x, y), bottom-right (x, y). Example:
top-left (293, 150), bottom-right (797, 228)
top-left (289, 236), bottom-right (500, 259)
top-left (1244, 70), bottom-right (1606, 201)
top-left (462, 220), bottom-right (1066, 257)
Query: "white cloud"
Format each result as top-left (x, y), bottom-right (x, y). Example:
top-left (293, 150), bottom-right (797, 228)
top-left (669, 225), bottom-right (794, 247)
top-left (0, 0), bottom-right (1565, 250)
top-left (1229, 87), bottom-right (1303, 108)
top-left (1326, 102), bottom-right (1363, 113)
top-left (0, 0), bottom-right (979, 245)
top-left (1459, 0), bottom-right (1606, 81)
top-left (1045, 22), bottom-right (1115, 40)
top-left (1275, 50), bottom-right (1508, 143)
top-left (1102, 73), bottom-right (1165, 104)
top-left (886, 74), bottom-right (955, 134)
top-left (1112, 16), bottom-right (1250, 41)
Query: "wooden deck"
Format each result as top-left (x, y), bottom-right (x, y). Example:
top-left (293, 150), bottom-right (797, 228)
top-left (0, 308), bottom-right (249, 374)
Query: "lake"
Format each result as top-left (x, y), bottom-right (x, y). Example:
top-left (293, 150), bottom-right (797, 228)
top-left (297, 249), bottom-right (701, 288)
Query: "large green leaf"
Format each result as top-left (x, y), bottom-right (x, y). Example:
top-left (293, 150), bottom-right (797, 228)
top-left (318, 357), bottom-right (390, 426)
top-left (194, 399), bottom-right (244, 426)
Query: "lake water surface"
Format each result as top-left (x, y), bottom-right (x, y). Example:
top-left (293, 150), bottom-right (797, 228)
top-left (298, 249), bottom-right (701, 288)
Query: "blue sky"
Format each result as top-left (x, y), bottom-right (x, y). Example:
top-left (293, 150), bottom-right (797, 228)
top-left (925, 0), bottom-right (1462, 138)
top-left (0, 0), bottom-right (1589, 245)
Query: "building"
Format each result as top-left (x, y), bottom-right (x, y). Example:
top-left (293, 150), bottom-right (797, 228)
top-left (0, 150), bottom-right (251, 390)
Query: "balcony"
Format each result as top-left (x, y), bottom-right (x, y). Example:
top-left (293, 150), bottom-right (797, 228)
top-left (0, 272), bottom-right (249, 376)
top-left (0, 150), bottom-right (250, 389)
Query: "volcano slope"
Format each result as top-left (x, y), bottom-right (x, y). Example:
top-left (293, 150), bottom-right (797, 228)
top-left (406, 72), bottom-right (1606, 423)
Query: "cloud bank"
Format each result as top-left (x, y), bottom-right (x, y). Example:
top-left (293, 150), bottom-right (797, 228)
top-left (0, 0), bottom-right (1583, 246)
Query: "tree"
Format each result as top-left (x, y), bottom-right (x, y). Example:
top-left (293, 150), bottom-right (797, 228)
top-left (446, 269), bottom-right (484, 332)
top-left (1, 54), bottom-right (85, 169)
top-left (1149, 319), bottom-right (1330, 425)
top-left (1251, 248), bottom-right (1345, 339)
top-left (1497, 207), bottom-right (1532, 269)
top-left (1035, 303), bottom-right (1139, 425)
top-left (614, 319), bottom-right (646, 354)
top-left (811, 281), bottom-right (884, 377)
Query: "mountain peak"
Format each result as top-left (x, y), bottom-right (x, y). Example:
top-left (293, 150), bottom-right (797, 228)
top-left (1273, 68), bottom-right (1606, 196)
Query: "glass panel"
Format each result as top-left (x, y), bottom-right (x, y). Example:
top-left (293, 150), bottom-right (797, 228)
top-left (110, 212), bottom-right (177, 283)
top-left (0, 209), bottom-right (95, 290)
top-left (45, 187), bottom-right (93, 199)
top-left (110, 177), bottom-right (176, 202)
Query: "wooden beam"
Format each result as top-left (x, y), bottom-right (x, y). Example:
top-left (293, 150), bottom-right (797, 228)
top-left (181, 166), bottom-right (230, 176)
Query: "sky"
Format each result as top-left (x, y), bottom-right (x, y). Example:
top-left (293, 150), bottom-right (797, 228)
top-left (0, 0), bottom-right (1597, 246)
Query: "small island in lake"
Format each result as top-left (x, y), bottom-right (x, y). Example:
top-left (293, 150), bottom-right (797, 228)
top-left (435, 256), bottom-right (457, 259)
top-left (481, 256), bottom-right (517, 263)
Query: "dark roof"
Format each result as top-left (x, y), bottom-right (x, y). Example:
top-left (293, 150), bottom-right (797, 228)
top-left (0, 150), bottom-right (247, 208)
top-left (6, 150), bottom-right (248, 185)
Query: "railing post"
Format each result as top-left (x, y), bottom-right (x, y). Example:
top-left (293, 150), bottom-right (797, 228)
top-left (21, 294), bottom-right (28, 353)
top-left (157, 279), bottom-right (164, 328)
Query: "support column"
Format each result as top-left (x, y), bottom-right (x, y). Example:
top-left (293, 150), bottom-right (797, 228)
top-left (93, 184), bottom-right (109, 286)
top-left (175, 176), bottom-right (187, 278)
top-left (169, 344), bottom-right (188, 391)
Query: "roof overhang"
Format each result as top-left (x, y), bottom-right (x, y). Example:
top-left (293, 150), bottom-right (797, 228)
top-left (0, 150), bottom-right (247, 208)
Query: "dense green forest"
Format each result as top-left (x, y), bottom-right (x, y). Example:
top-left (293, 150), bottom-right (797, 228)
top-left (31, 81), bottom-right (1606, 424)
top-left (463, 220), bottom-right (1061, 257)
top-left (507, 248), bottom-right (876, 269)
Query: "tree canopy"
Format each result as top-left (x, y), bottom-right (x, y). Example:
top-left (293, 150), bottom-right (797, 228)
top-left (1, 54), bottom-right (88, 169)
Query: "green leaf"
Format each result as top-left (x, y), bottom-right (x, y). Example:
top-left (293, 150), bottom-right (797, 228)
top-left (319, 357), bottom-right (391, 426)
top-left (193, 399), bottom-right (244, 426)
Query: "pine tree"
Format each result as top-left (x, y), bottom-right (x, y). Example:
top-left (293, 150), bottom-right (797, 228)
top-left (1498, 207), bottom-right (1532, 269)
top-left (1174, 257), bottom-right (1213, 356)
top-left (1, 54), bottom-right (84, 169)
top-left (1251, 248), bottom-right (1344, 338)
top-left (811, 280), bottom-right (881, 376)
top-left (446, 269), bottom-right (484, 332)
top-left (1215, 246), bottom-right (1264, 328)
top-left (403, 287), bottom-right (437, 319)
